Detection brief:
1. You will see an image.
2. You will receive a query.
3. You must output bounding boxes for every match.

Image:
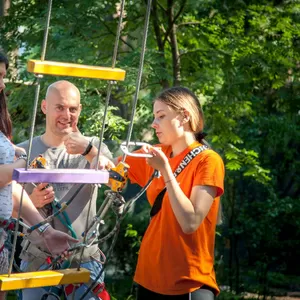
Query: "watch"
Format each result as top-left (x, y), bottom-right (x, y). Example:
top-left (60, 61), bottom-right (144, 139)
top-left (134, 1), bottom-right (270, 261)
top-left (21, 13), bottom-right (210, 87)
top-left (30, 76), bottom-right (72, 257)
top-left (82, 140), bottom-right (93, 156)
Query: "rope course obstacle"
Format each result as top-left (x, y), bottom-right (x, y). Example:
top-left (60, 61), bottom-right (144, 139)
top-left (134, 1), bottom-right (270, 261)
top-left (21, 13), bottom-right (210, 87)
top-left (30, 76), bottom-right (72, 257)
top-left (0, 0), bottom-right (155, 298)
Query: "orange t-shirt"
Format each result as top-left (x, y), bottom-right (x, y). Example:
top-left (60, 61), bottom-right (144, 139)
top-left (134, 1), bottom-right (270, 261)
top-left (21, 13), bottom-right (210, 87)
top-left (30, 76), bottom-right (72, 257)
top-left (122, 141), bottom-right (225, 295)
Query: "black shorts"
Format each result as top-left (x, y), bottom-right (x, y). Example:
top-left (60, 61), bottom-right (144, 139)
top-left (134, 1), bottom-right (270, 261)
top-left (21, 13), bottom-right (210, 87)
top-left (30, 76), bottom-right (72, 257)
top-left (136, 285), bottom-right (215, 300)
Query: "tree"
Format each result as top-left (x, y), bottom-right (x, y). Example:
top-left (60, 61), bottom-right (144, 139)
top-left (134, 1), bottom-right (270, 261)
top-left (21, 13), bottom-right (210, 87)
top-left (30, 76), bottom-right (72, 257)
top-left (0, 0), bottom-right (10, 17)
top-left (0, 1), bottom-right (299, 298)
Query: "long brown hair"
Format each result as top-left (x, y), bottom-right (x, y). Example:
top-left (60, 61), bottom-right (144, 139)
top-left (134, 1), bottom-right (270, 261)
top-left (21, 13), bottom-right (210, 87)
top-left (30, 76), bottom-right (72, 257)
top-left (0, 52), bottom-right (12, 139)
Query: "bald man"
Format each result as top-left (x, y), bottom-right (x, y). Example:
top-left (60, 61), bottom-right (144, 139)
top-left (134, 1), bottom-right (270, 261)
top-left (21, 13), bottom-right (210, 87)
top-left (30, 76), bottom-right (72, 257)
top-left (18, 80), bottom-right (112, 300)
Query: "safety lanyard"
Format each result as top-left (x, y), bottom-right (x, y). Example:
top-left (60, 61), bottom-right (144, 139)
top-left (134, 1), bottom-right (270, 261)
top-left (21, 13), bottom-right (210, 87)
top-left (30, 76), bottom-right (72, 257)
top-left (150, 145), bottom-right (208, 218)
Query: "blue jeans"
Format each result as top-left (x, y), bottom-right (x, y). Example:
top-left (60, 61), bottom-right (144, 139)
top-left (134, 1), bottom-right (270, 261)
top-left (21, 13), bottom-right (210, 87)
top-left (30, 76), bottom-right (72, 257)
top-left (19, 260), bottom-right (104, 300)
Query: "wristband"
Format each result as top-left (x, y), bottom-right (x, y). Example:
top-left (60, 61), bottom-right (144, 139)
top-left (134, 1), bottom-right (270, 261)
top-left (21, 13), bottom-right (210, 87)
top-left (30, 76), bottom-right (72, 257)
top-left (82, 140), bottom-right (93, 156)
top-left (37, 223), bottom-right (51, 235)
top-left (17, 154), bottom-right (27, 162)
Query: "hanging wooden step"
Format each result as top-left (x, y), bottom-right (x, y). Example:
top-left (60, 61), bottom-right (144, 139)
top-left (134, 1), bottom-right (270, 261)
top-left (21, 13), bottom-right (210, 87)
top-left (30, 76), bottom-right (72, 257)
top-left (13, 168), bottom-right (109, 184)
top-left (27, 60), bottom-right (126, 81)
top-left (0, 268), bottom-right (90, 291)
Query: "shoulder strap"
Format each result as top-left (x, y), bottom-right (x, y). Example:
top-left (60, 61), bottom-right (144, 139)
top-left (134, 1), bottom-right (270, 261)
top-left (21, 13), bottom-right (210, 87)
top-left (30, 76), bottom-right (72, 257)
top-left (150, 145), bottom-right (208, 218)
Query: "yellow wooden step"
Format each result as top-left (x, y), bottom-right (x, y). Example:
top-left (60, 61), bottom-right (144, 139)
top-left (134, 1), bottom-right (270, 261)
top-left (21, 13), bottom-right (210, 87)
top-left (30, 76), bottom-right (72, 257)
top-left (0, 268), bottom-right (90, 291)
top-left (27, 60), bottom-right (126, 81)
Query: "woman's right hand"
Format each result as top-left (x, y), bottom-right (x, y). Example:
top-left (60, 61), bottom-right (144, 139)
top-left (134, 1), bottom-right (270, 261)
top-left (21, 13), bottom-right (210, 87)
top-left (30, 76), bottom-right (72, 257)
top-left (143, 146), bottom-right (169, 172)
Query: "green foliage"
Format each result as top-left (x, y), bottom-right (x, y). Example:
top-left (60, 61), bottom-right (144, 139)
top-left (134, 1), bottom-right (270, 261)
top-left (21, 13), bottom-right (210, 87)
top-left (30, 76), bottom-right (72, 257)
top-left (125, 224), bottom-right (142, 250)
top-left (225, 144), bottom-right (271, 184)
top-left (1, 0), bottom-right (300, 298)
top-left (218, 291), bottom-right (241, 300)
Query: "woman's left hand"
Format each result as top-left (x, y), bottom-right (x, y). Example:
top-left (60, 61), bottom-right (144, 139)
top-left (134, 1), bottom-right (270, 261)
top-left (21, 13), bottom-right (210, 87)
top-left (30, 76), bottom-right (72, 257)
top-left (143, 146), bottom-right (169, 172)
top-left (42, 227), bottom-right (78, 256)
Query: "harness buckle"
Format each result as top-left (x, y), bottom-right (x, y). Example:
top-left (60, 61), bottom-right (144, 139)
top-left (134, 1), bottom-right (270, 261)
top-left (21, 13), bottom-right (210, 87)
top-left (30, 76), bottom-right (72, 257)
top-left (93, 282), bottom-right (110, 300)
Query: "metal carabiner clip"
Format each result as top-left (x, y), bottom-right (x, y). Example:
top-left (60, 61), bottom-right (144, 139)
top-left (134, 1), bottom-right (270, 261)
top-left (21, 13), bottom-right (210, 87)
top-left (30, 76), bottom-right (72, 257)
top-left (120, 141), bottom-right (154, 158)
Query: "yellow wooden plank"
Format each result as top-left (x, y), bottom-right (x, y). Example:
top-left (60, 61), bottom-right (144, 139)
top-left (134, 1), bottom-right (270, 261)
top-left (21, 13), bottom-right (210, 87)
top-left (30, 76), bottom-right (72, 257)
top-left (27, 60), bottom-right (126, 81)
top-left (0, 268), bottom-right (90, 291)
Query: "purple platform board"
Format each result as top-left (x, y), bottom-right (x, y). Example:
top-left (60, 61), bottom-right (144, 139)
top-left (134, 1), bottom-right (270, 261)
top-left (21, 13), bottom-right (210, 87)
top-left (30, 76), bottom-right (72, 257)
top-left (13, 168), bottom-right (109, 184)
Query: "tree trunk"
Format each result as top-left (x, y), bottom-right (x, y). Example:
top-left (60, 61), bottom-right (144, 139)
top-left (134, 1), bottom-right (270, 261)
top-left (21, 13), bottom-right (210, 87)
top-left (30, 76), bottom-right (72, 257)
top-left (167, 0), bottom-right (181, 86)
top-left (0, 0), bottom-right (10, 17)
top-left (227, 180), bottom-right (236, 292)
top-left (151, 0), bottom-right (169, 89)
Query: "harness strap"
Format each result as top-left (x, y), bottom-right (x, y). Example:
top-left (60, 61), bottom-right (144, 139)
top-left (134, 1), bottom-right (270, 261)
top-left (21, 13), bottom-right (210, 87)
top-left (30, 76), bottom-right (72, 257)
top-left (0, 219), bottom-right (15, 230)
top-left (150, 145), bottom-right (209, 218)
top-left (64, 282), bottom-right (110, 299)
top-left (52, 201), bottom-right (77, 239)
top-left (20, 239), bottom-right (50, 261)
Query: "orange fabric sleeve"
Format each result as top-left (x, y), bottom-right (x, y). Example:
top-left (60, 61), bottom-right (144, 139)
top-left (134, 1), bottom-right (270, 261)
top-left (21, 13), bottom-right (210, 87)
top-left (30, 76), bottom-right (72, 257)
top-left (193, 150), bottom-right (225, 197)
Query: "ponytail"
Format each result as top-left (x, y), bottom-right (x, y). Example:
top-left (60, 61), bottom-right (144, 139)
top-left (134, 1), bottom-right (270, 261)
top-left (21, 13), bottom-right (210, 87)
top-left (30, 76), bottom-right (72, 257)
top-left (195, 131), bottom-right (211, 149)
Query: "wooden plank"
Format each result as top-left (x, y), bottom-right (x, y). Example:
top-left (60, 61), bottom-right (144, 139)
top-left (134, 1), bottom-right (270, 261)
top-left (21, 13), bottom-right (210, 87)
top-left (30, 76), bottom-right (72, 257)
top-left (27, 60), bottom-right (126, 81)
top-left (0, 268), bottom-right (90, 291)
top-left (13, 169), bottom-right (109, 184)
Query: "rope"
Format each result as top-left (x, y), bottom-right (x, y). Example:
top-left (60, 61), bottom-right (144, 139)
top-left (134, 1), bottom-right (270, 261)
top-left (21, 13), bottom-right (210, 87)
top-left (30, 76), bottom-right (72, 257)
top-left (25, 78), bottom-right (42, 172)
top-left (76, 0), bottom-right (127, 286)
top-left (26, 0), bottom-right (53, 165)
top-left (78, 169), bottom-right (156, 300)
top-left (95, 0), bottom-right (126, 170)
top-left (26, 0), bottom-right (53, 168)
top-left (7, 186), bottom-right (25, 275)
top-left (76, 185), bottom-right (95, 271)
top-left (82, 190), bottom-right (115, 237)
top-left (41, 0), bottom-right (53, 61)
top-left (7, 2), bottom-right (153, 299)
top-left (52, 201), bottom-right (77, 238)
top-left (77, 0), bottom-right (153, 296)
top-left (44, 170), bottom-right (156, 272)
top-left (27, 184), bottom-right (85, 233)
top-left (122, 0), bottom-right (153, 162)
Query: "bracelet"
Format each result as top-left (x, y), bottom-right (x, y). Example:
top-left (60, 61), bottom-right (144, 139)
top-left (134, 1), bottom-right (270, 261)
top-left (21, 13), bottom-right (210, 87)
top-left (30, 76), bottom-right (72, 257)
top-left (82, 140), bottom-right (93, 156)
top-left (164, 177), bottom-right (175, 184)
top-left (17, 154), bottom-right (27, 162)
top-left (37, 223), bottom-right (51, 235)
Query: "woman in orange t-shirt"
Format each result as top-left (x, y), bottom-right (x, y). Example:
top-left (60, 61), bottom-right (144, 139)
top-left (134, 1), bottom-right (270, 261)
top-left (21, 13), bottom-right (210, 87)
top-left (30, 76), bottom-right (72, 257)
top-left (96, 86), bottom-right (225, 299)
